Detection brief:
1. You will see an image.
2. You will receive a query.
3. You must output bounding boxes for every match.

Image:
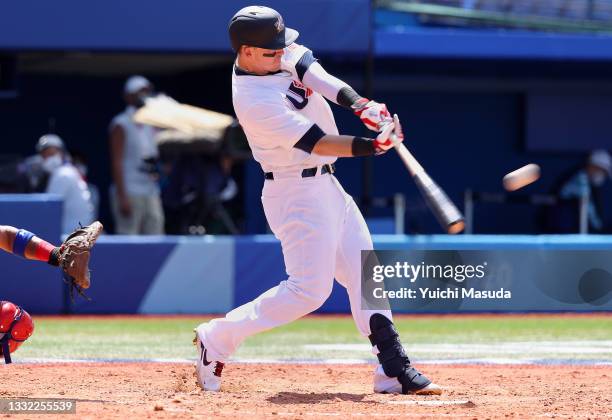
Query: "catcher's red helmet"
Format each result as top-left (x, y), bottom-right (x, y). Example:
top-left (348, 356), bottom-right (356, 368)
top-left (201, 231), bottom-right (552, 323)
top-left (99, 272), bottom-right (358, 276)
top-left (0, 301), bottom-right (34, 364)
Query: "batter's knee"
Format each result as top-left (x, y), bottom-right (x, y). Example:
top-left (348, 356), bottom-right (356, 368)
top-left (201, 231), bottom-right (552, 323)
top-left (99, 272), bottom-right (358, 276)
top-left (287, 277), bottom-right (334, 312)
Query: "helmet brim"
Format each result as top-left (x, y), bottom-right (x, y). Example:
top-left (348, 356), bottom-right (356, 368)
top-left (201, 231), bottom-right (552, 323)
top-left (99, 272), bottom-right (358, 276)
top-left (265, 27), bottom-right (299, 50)
top-left (284, 27), bottom-right (299, 47)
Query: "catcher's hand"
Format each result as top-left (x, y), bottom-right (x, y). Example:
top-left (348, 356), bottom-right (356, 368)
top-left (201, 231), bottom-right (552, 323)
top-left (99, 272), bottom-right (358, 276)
top-left (59, 221), bottom-right (103, 300)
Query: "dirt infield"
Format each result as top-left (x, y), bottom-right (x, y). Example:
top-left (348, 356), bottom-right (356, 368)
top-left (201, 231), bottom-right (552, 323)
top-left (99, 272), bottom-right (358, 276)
top-left (1, 363), bottom-right (610, 419)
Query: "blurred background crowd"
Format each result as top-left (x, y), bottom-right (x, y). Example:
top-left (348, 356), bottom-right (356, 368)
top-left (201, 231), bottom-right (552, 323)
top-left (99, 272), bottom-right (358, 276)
top-left (1, 0), bottom-right (612, 236)
top-left (0, 74), bottom-right (248, 236)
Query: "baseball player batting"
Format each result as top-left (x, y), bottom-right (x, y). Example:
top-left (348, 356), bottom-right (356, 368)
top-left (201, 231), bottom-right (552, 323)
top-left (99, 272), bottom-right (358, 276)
top-left (194, 6), bottom-right (441, 395)
top-left (0, 222), bottom-right (102, 363)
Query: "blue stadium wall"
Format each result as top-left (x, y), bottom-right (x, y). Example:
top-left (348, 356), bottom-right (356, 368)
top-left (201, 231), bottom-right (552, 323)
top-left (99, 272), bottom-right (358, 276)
top-left (0, 195), bottom-right (63, 313)
top-left (5, 233), bottom-right (612, 315)
top-left (2, 194), bottom-right (611, 314)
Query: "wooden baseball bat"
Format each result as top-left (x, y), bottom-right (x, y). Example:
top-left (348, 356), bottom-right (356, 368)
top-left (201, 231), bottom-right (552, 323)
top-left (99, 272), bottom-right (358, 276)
top-left (394, 143), bottom-right (465, 234)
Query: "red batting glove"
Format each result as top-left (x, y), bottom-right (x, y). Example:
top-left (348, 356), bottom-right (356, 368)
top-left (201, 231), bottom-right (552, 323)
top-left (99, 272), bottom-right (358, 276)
top-left (352, 98), bottom-right (392, 132)
top-left (373, 114), bottom-right (404, 155)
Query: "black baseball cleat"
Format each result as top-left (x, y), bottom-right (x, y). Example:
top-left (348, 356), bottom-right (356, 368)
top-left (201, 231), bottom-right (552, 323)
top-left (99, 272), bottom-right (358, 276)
top-left (373, 364), bottom-right (442, 395)
top-left (368, 314), bottom-right (442, 395)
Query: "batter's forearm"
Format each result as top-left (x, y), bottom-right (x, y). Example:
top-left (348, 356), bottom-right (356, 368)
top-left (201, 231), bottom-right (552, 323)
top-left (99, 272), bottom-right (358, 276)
top-left (303, 62), bottom-right (363, 109)
top-left (313, 134), bottom-right (375, 157)
top-left (336, 86), bottom-right (364, 109)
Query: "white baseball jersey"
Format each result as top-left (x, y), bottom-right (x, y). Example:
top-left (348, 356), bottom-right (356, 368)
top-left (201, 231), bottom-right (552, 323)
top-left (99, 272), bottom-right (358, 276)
top-left (232, 43), bottom-right (338, 173)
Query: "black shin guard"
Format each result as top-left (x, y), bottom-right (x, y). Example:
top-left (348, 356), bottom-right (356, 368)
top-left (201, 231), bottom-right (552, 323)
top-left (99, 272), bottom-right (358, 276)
top-left (368, 314), bottom-right (431, 393)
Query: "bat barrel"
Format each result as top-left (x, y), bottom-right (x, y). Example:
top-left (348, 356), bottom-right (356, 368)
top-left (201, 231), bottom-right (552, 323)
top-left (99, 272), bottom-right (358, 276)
top-left (447, 220), bottom-right (466, 235)
top-left (414, 172), bottom-right (465, 234)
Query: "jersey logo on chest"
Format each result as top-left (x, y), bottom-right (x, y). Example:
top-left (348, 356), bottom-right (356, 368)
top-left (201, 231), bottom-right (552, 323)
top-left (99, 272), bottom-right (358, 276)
top-left (286, 80), bottom-right (313, 110)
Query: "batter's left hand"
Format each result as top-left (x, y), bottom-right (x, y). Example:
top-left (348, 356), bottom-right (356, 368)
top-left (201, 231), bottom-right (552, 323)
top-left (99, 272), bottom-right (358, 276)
top-left (373, 114), bottom-right (404, 155)
top-left (352, 99), bottom-right (392, 132)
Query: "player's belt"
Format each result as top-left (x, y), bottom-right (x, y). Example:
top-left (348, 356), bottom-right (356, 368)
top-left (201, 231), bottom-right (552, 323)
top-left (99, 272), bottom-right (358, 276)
top-left (264, 164), bottom-right (335, 180)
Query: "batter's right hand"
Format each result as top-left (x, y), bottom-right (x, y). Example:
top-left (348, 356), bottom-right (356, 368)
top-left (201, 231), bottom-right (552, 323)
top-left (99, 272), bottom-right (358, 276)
top-left (373, 114), bottom-right (404, 155)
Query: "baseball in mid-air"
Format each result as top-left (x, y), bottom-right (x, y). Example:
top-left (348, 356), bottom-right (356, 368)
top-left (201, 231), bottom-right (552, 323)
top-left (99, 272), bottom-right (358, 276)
top-left (503, 163), bottom-right (541, 191)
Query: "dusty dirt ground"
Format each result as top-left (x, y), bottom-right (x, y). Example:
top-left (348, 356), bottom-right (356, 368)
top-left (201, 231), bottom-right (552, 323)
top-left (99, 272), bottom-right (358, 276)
top-left (0, 363), bottom-right (610, 419)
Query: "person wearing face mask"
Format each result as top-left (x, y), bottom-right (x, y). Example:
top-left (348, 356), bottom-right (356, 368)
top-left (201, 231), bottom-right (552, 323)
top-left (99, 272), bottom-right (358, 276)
top-left (543, 150), bottom-right (611, 233)
top-left (36, 134), bottom-right (95, 235)
top-left (109, 75), bottom-right (164, 235)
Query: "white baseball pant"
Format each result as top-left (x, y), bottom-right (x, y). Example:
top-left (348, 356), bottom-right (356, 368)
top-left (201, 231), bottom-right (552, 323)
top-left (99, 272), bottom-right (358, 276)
top-left (197, 170), bottom-right (392, 361)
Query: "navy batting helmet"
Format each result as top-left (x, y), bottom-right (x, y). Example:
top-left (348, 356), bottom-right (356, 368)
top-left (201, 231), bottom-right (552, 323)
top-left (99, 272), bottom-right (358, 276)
top-left (228, 6), bottom-right (299, 52)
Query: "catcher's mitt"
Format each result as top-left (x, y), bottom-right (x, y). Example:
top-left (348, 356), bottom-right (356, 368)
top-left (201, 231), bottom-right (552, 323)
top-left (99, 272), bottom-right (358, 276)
top-left (59, 221), bottom-right (103, 300)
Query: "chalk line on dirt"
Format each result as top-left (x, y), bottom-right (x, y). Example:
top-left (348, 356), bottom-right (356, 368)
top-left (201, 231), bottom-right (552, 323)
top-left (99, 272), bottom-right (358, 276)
top-left (15, 357), bottom-right (612, 366)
